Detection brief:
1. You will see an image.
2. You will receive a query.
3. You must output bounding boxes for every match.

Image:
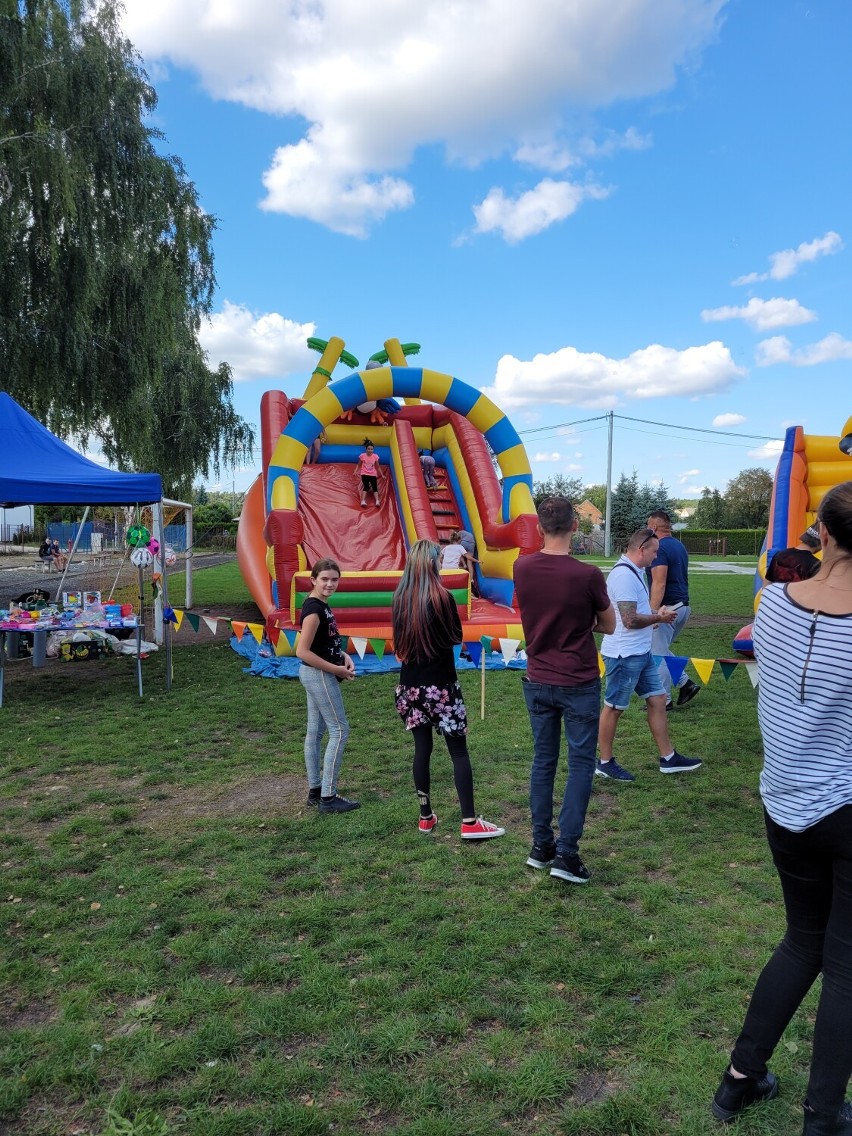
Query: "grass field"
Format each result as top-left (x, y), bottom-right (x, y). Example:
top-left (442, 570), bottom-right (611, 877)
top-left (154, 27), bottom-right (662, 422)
top-left (0, 566), bottom-right (813, 1136)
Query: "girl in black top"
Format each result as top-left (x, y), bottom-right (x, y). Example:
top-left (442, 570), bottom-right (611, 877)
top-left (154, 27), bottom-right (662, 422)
top-left (391, 540), bottom-right (504, 840)
top-left (295, 559), bottom-right (359, 814)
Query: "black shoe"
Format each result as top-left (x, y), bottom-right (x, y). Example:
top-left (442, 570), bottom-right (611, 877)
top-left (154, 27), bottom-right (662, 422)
top-left (550, 853), bottom-right (590, 884)
top-left (677, 678), bottom-right (700, 707)
top-left (665, 699), bottom-right (674, 713)
top-left (711, 1068), bottom-right (778, 1123)
top-left (526, 843), bottom-right (556, 869)
top-left (307, 790), bottom-right (322, 808)
top-left (803, 1099), bottom-right (852, 1135)
top-left (318, 794), bottom-right (361, 814)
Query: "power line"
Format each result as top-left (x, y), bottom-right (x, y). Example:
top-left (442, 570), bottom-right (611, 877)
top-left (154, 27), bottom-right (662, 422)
top-left (615, 413), bottom-right (780, 442)
top-left (615, 422), bottom-right (775, 450)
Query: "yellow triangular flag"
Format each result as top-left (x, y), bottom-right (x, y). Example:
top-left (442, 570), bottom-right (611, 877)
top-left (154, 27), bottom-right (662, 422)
top-left (350, 637), bottom-right (368, 660)
top-left (248, 623), bottom-right (264, 644)
top-left (173, 609), bottom-right (184, 631)
top-left (598, 651), bottom-right (606, 678)
top-left (273, 634), bottom-right (289, 656)
top-left (691, 658), bottom-right (715, 685)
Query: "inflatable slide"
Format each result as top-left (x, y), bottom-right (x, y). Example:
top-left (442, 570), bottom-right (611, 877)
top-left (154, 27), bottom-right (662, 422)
top-left (237, 337), bottom-right (540, 651)
top-left (733, 414), bottom-right (852, 654)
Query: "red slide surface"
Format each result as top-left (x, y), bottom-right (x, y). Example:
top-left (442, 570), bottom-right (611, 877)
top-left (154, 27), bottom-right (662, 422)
top-left (298, 462), bottom-right (407, 572)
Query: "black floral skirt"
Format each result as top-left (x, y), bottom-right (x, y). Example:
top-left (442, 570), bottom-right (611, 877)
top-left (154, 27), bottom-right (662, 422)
top-left (394, 681), bottom-right (468, 735)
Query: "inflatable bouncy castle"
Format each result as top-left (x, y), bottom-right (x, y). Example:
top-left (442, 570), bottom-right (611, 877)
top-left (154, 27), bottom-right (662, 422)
top-left (237, 336), bottom-right (540, 651)
top-left (733, 414), bottom-right (852, 654)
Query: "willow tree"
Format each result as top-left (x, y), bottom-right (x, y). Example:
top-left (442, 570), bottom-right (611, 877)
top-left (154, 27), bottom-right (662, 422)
top-left (0, 0), bottom-right (254, 497)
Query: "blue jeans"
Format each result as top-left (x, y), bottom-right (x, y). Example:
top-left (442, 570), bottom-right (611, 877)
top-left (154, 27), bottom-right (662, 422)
top-left (522, 677), bottom-right (601, 857)
top-left (650, 605), bottom-right (691, 696)
top-left (298, 664), bottom-right (350, 796)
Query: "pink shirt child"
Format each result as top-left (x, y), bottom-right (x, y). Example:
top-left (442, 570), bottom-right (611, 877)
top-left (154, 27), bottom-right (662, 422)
top-left (358, 451), bottom-right (380, 477)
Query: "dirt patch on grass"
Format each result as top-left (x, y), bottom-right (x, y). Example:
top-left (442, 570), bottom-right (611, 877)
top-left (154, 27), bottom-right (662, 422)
top-left (0, 997), bottom-right (58, 1030)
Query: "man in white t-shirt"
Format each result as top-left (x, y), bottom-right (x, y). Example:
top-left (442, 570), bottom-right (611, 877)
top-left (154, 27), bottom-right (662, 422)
top-left (597, 527), bottom-right (703, 780)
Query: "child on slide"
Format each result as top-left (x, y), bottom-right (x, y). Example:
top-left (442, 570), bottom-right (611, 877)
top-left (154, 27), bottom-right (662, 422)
top-left (354, 438), bottom-right (380, 507)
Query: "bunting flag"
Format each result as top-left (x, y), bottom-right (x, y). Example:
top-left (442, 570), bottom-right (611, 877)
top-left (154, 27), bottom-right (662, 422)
top-left (652, 655), bottom-right (663, 668)
top-left (248, 623), bottom-right (265, 644)
top-left (231, 621), bottom-right (247, 640)
top-left (664, 655), bottom-right (689, 685)
top-left (202, 615), bottom-right (219, 635)
top-left (480, 635), bottom-right (492, 651)
top-left (498, 637), bottom-right (520, 665)
top-left (745, 662), bottom-right (760, 688)
top-left (183, 612), bottom-right (200, 633)
top-left (598, 651), bottom-right (606, 677)
top-left (691, 658), bottom-right (715, 685)
top-left (369, 638), bottom-right (386, 660)
top-left (719, 661), bottom-right (740, 682)
top-left (351, 637), bottom-right (368, 660)
top-left (466, 641), bottom-right (483, 667)
top-left (173, 609), bottom-right (184, 631)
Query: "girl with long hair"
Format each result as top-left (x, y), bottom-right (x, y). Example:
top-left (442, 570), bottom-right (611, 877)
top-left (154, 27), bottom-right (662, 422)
top-left (712, 481), bottom-right (852, 1134)
top-left (296, 558), bottom-right (360, 814)
top-left (391, 540), bottom-right (504, 840)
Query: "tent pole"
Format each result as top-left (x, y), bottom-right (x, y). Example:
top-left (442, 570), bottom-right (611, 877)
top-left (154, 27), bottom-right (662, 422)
top-left (154, 501), bottom-right (172, 691)
top-left (56, 506), bottom-right (89, 597)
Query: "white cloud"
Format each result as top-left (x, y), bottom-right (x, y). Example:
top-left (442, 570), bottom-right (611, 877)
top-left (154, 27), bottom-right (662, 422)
top-left (701, 297), bottom-right (817, 332)
top-left (683, 484), bottom-right (712, 496)
top-left (533, 452), bottom-right (562, 462)
top-left (747, 440), bottom-right (784, 461)
top-left (472, 179), bottom-right (610, 242)
top-left (678, 469), bottom-right (700, 484)
top-left (755, 332), bottom-right (852, 368)
top-left (482, 340), bottom-right (744, 411)
top-left (120, 0), bottom-right (726, 234)
top-left (712, 412), bottom-right (746, 427)
top-left (199, 301), bottom-right (316, 382)
top-left (732, 230), bottom-right (844, 285)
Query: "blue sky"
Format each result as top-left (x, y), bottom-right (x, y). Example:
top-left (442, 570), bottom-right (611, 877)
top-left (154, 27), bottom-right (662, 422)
top-left (118, 0), bottom-right (851, 499)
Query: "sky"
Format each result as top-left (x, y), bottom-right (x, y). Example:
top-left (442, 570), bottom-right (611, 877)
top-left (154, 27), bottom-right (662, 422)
top-left (115, 0), bottom-right (852, 500)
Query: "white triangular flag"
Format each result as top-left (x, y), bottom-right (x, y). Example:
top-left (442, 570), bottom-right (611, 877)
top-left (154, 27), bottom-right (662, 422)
top-left (351, 637), bottom-right (368, 660)
top-left (745, 662), bottom-right (759, 688)
top-left (202, 616), bottom-right (218, 635)
top-left (498, 637), bottom-right (520, 666)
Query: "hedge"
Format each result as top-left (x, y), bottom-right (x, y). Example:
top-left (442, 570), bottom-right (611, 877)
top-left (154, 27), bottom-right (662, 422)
top-left (675, 529), bottom-right (766, 555)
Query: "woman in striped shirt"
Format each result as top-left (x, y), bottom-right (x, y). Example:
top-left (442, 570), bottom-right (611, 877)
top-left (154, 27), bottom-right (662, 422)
top-left (712, 481), bottom-right (852, 1136)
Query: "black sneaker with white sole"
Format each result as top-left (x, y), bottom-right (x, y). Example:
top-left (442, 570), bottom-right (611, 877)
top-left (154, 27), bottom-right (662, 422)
top-left (550, 853), bottom-right (590, 884)
top-left (526, 843), bottom-right (556, 869)
top-left (676, 678), bottom-right (701, 708)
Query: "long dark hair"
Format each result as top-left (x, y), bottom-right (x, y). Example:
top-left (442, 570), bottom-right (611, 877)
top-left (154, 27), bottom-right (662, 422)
top-left (818, 481), bottom-right (852, 556)
top-left (392, 540), bottom-right (460, 662)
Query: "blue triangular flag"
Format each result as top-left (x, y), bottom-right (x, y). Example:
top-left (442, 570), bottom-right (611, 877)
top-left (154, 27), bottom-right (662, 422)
top-left (466, 642), bottom-right (483, 667)
top-left (664, 655), bottom-right (689, 685)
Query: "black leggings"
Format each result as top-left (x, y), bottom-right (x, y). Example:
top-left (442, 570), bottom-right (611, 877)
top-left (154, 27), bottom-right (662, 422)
top-left (731, 805), bottom-right (852, 1114)
top-left (411, 724), bottom-right (475, 818)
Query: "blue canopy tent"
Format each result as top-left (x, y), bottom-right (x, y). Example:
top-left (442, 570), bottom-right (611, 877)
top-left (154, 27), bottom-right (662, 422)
top-left (0, 392), bottom-right (171, 691)
top-left (0, 392), bottom-right (161, 506)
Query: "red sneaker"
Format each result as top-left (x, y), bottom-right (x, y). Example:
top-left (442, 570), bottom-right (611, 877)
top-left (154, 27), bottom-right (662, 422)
top-left (418, 812), bottom-right (438, 834)
top-left (460, 817), bottom-right (505, 840)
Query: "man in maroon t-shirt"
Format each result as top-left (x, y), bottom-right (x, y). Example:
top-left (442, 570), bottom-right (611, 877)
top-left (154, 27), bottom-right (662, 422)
top-left (513, 497), bottom-right (615, 885)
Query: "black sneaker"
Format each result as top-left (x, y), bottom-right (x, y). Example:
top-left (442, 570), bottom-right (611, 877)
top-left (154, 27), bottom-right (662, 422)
top-left (677, 678), bottom-right (700, 708)
top-left (659, 751), bottom-right (703, 774)
top-left (803, 1098), bottom-right (852, 1135)
top-left (318, 794), bottom-right (361, 814)
top-left (307, 790), bottom-right (322, 808)
top-left (550, 853), bottom-right (590, 884)
top-left (711, 1068), bottom-right (778, 1122)
top-left (526, 843), bottom-right (556, 869)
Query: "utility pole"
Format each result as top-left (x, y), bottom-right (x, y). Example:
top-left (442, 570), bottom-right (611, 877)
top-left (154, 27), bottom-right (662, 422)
top-left (604, 411), bottom-right (614, 557)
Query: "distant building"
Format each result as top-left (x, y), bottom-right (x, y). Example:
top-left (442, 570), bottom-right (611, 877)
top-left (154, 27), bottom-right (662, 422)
top-left (575, 499), bottom-right (603, 529)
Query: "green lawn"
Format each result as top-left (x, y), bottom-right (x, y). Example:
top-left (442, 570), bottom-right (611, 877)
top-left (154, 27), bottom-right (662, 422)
top-left (1, 567), bottom-right (808, 1136)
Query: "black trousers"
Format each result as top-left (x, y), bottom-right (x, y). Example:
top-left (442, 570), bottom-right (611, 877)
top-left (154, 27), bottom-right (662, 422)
top-left (731, 805), bottom-right (852, 1114)
top-left (411, 724), bottom-right (475, 818)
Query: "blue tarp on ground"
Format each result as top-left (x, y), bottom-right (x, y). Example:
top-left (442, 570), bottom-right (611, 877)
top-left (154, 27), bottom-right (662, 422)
top-left (0, 392), bottom-right (162, 506)
top-left (230, 634), bottom-right (528, 678)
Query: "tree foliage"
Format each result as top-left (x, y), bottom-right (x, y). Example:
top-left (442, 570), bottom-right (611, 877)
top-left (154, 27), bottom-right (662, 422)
top-left (723, 467), bottom-right (773, 528)
top-left (531, 474), bottom-right (586, 507)
top-left (609, 471), bottom-right (677, 548)
top-left (0, 0), bottom-right (254, 498)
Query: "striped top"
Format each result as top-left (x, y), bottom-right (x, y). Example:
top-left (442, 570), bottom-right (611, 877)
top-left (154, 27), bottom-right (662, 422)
top-left (755, 583), bottom-right (852, 831)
